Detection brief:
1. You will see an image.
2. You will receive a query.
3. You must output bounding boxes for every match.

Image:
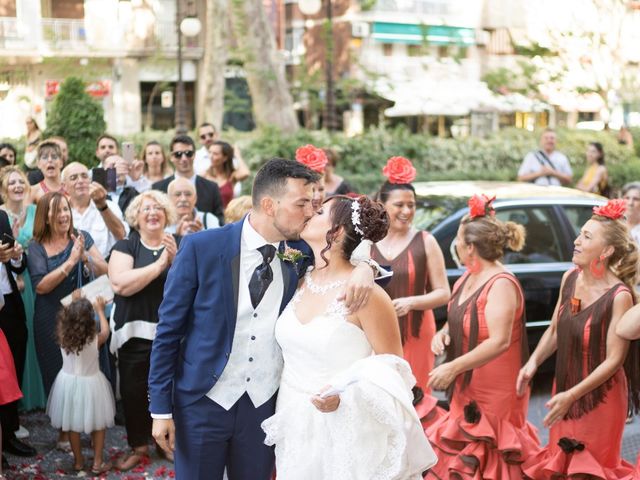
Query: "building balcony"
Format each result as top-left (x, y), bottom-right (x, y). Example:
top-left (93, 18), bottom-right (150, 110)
top-left (0, 16), bottom-right (202, 58)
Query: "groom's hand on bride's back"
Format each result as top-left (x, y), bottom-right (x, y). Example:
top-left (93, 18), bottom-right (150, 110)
top-left (339, 262), bottom-right (375, 313)
top-left (152, 418), bottom-right (176, 453)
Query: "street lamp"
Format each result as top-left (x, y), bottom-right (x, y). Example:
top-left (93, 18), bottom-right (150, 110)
top-left (299, 0), bottom-right (337, 130)
top-left (175, 0), bottom-right (201, 134)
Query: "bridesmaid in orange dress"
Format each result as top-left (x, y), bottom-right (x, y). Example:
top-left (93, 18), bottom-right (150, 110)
top-left (518, 199), bottom-right (640, 479)
top-left (425, 194), bottom-right (540, 479)
top-left (1, 327), bottom-right (23, 477)
top-left (371, 157), bottom-right (450, 414)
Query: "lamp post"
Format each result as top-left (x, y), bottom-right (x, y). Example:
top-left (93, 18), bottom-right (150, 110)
top-left (175, 0), bottom-right (201, 134)
top-left (299, 0), bottom-right (336, 131)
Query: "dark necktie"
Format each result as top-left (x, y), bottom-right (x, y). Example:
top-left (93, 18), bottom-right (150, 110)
top-left (249, 244), bottom-right (277, 308)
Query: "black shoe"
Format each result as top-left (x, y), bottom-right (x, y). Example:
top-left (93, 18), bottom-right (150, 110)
top-left (2, 453), bottom-right (9, 469)
top-left (3, 436), bottom-right (37, 457)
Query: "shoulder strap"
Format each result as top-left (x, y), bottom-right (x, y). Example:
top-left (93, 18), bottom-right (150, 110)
top-left (535, 150), bottom-right (556, 170)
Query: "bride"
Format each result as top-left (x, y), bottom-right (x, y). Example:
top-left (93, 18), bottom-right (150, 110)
top-left (262, 195), bottom-right (437, 479)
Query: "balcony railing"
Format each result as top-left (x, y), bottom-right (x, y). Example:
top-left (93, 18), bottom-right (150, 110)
top-left (0, 17), bottom-right (25, 49)
top-left (373, 0), bottom-right (450, 15)
top-left (41, 18), bottom-right (87, 50)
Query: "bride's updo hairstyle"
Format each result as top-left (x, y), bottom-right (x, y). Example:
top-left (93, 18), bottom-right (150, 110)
top-left (320, 195), bottom-right (389, 267)
top-left (460, 194), bottom-right (526, 262)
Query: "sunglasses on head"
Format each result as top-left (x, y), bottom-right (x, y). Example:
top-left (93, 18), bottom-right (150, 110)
top-left (200, 132), bottom-right (215, 140)
top-left (172, 150), bottom-right (195, 159)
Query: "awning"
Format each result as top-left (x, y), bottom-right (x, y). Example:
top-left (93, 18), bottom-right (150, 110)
top-left (371, 23), bottom-right (476, 46)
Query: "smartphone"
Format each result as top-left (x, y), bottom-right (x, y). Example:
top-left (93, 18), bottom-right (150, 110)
top-left (106, 167), bottom-right (117, 192)
top-left (92, 167), bottom-right (107, 189)
top-left (2, 233), bottom-right (15, 248)
top-left (122, 141), bottom-right (135, 164)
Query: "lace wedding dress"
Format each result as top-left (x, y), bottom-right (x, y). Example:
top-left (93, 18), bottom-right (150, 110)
top-left (262, 273), bottom-right (437, 480)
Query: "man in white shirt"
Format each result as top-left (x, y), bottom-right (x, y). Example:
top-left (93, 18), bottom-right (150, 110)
top-left (517, 129), bottom-right (573, 186)
top-left (166, 177), bottom-right (219, 235)
top-left (63, 162), bottom-right (128, 259)
top-left (194, 123), bottom-right (217, 175)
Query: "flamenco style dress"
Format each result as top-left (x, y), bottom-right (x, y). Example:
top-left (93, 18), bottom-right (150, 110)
top-left (0, 328), bottom-right (22, 407)
top-left (523, 269), bottom-right (639, 480)
top-left (372, 232), bottom-right (437, 406)
top-left (424, 271), bottom-right (540, 479)
top-left (261, 272), bottom-right (437, 479)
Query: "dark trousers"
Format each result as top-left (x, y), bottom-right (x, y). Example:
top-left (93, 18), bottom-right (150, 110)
top-left (174, 393), bottom-right (277, 480)
top-left (118, 338), bottom-right (153, 449)
top-left (0, 294), bottom-right (27, 442)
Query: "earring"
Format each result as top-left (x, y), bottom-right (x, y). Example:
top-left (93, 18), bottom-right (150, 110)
top-left (466, 256), bottom-right (482, 274)
top-left (590, 255), bottom-right (606, 279)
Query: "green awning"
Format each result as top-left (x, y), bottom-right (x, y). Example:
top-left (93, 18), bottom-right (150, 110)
top-left (371, 22), bottom-right (475, 45)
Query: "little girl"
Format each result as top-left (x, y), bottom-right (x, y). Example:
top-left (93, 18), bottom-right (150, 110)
top-left (0, 327), bottom-right (23, 479)
top-left (46, 296), bottom-right (115, 474)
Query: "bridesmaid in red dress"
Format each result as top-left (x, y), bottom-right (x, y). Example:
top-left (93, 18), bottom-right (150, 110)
top-left (1, 327), bottom-right (23, 477)
top-left (371, 156), bottom-right (450, 414)
top-left (425, 194), bottom-right (540, 479)
top-left (517, 199), bottom-right (640, 479)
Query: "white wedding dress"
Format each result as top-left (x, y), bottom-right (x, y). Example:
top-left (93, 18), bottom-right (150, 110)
top-left (262, 274), bottom-right (437, 480)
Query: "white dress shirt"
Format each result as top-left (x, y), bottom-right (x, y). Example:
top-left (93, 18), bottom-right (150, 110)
top-left (72, 200), bottom-right (129, 259)
top-left (206, 216), bottom-right (284, 410)
top-left (194, 146), bottom-right (210, 176)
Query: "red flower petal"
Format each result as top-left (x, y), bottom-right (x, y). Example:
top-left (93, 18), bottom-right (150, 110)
top-left (593, 199), bottom-right (626, 220)
top-left (295, 144), bottom-right (328, 173)
top-left (382, 156), bottom-right (416, 184)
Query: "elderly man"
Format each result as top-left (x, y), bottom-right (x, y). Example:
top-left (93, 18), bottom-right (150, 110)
top-left (63, 162), bottom-right (128, 259)
top-left (166, 177), bottom-right (219, 235)
top-left (517, 128), bottom-right (573, 186)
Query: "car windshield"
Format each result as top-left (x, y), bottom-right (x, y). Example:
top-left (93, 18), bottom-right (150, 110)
top-left (414, 197), bottom-right (467, 231)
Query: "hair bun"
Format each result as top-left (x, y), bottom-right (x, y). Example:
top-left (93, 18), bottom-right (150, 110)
top-left (356, 197), bottom-right (389, 243)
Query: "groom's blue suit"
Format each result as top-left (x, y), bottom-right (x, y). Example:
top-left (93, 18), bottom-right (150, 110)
top-left (148, 219), bottom-right (309, 480)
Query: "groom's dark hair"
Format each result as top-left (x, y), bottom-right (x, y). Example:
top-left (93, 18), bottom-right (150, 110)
top-left (252, 158), bottom-right (321, 208)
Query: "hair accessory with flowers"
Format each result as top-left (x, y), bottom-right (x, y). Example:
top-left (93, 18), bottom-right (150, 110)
top-left (468, 194), bottom-right (496, 219)
top-left (382, 156), bottom-right (417, 184)
top-left (592, 199), bottom-right (626, 220)
top-left (295, 144), bottom-right (328, 173)
top-left (351, 197), bottom-right (365, 236)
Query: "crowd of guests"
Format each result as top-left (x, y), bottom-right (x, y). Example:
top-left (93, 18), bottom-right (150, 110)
top-left (0, 123), bottom-right (639, 479)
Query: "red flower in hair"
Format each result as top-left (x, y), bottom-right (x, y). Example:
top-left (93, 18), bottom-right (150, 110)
top-left (593, 199), bottom-right (626, 220)
top-left (382, 156), bottom-right (417, 184)
top-left (295, 144), bottom-right (328, 173)
top-left (468, 194), bottom-right (496, 219)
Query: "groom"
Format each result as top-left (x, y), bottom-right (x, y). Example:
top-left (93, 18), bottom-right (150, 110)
top-left (149, 158), bottom-right (374, 480)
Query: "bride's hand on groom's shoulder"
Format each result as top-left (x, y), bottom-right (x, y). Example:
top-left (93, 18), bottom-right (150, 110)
top-left (339, 263), bottom-right (375, 312)
top-left (311, 386), bottom-right (340, 413)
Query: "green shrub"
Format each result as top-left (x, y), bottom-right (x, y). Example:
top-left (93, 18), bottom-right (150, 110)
top-left (44, 77), bottom-right (106, 167)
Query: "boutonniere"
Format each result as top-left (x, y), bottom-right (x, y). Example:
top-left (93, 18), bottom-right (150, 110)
top-left (277, 245), bottom-right (307, 265)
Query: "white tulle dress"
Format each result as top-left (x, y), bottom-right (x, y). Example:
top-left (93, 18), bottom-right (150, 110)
top-left (46, 336), bottom-right (115, 434)
top-left (262, 280), bottom-right (437, 480)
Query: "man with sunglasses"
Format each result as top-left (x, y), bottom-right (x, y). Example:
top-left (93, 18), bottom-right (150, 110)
top-left (152, 135), bottom-right (225, 225)
top-left (194, 123), bottom-right (217, 176)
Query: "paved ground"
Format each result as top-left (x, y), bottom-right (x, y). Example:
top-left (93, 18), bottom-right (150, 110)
top-left (3, 372), bottom-right (639, 478)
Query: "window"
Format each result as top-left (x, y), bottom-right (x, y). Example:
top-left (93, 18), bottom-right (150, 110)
top-left (437, 45), bottom-right (449, 58)
top-left (382, 43), bottom-right (393, 56)
top-left (407, 44), bottom-right (424, 57)
top-left (495, 207), bottom-right (563, 264)
top-left (562, 205), bottom-right (596, 238)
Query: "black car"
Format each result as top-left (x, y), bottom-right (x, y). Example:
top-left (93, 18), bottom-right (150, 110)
top-left (412, 181), bottom-right (605, 360)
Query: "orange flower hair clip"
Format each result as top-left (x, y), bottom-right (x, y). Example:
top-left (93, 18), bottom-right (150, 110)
top-left (295, 144), bottom-right (328, 173)
top-left (382, 156), bottom-right (417, 184)
top-left (468, 194), bottom-right (496, 219)
top-left (592, 199), bottom-right (626, 220)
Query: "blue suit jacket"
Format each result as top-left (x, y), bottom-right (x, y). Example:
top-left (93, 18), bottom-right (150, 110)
top-left (148, 219), bottom-right (308, 415)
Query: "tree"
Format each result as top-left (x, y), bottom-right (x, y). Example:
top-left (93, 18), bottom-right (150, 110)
top-left (196, 0), bottom-right (229, 130)
top-left (229, 0), bottom-right (299, 133)
top-left (45, 77), bottom-right (106, 167)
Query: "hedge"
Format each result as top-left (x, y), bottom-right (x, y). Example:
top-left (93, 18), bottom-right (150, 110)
top-left (3, 126), bottom-right (639, 195)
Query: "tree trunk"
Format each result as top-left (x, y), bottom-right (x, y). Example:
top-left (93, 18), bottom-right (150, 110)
top-left (229, 0), bottom-right (299, 133)
top-left (197, 0), bottom-right (229, 131)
